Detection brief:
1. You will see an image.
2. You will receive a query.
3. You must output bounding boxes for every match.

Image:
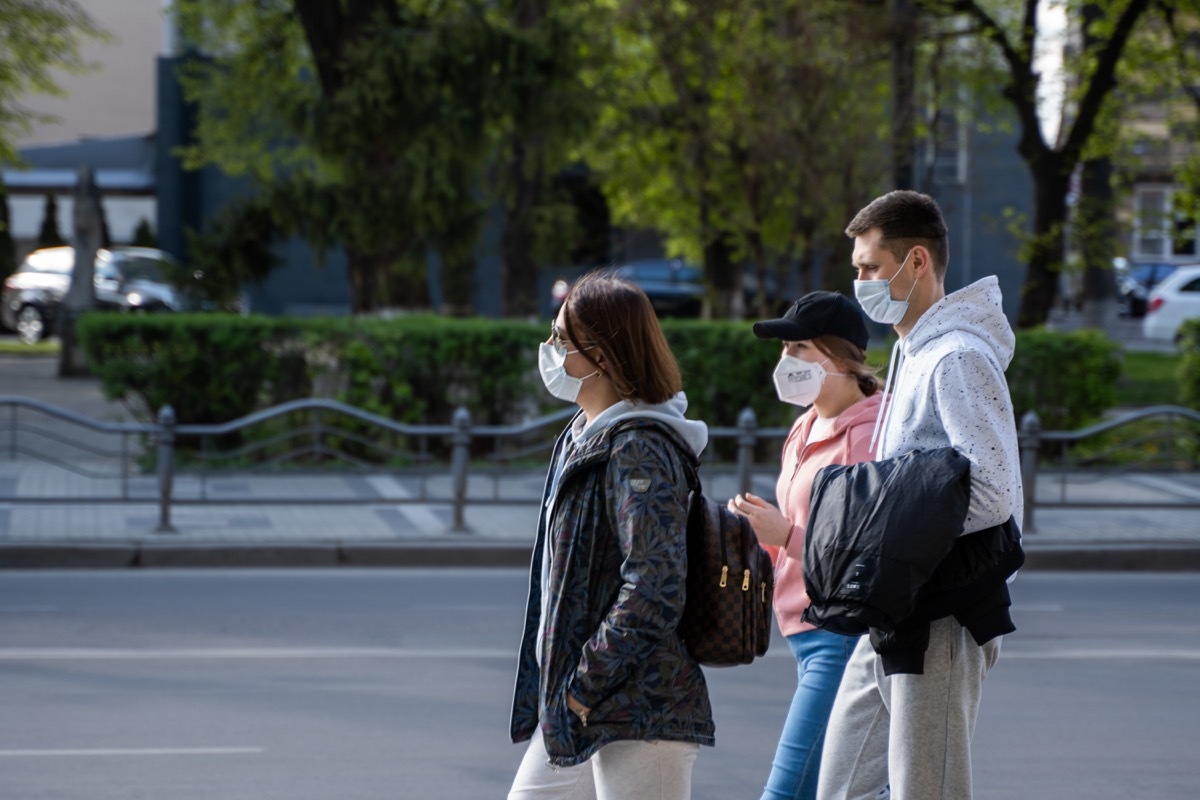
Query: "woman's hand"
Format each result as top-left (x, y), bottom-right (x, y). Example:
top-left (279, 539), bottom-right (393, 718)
top-left (567, 693), bottom-right (591, 727)
top-left (727, 492), bottom-right (793, 547)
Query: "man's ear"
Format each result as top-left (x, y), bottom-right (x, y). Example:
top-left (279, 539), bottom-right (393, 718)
top-left (911, 245), bottom-right (933, 278)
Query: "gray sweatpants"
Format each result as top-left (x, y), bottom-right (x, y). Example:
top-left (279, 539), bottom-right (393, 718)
top-left (816, 616), bottom-right (1002, 800)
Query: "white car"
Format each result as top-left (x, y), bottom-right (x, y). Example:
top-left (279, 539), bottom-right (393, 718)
top-left (1142, 264), bottom-right (1200, 344)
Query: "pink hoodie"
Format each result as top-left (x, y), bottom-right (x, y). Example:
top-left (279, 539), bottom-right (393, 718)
top-left (767, 392), bottom-right (884, 636)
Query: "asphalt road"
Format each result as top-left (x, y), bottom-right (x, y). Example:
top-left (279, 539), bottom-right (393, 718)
top-left (1, 569), bottom-right (1198, 799)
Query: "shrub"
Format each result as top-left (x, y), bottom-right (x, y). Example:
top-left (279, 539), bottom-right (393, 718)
top-left (662, 319), bottom-right (800, 432)
top-left (78, 314), bottom-right (1137, 458)
top-left (78, 313), bottom-right (545, 429)
top-left (78, 312), bottom-right (296, 425)
top-left (1180, 318), bottom-right (1200, 411)
top-left (1006, 328), bottom-right (1121, 432)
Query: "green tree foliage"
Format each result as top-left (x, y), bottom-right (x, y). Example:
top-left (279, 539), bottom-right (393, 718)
top-left (131, 218), bottom-right (157, 248)
top-left (179, 198), bottom-right (280, 311)
top-left (175, 0), bottom-right (594, 316)
top-left (1118, 1), bottom-right (1200, 247)
top-left (917, 0), bottom-right (1155, 328)
top-left (578, 0), bottom-right (894, 318)
top-left (0, 182), bottom-right (15, 281)
top-left (0, 0), bottom-right (105, 164)
top-left (36, 193), bottom-right (66, 248)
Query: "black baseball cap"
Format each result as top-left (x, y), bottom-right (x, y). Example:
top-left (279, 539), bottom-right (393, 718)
top-left (752, 291), bottom-right (870, 350)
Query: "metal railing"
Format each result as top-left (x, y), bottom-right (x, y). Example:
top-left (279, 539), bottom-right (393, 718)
top-left (1018, 405), bottom-right (1200, 533)
top-left (5, 395), bottom-right (1197, 536)
top-left (0, 396), bottom-right (790, 533)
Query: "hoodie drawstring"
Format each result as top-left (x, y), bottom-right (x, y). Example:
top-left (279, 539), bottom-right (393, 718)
top-left (869, 339), bottom-right (904, 457)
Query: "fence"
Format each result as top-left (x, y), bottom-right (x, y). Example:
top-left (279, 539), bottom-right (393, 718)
top-left (4, 395), bottom-right (1198, 536)
top-left (1018, 405), bottom-right (1200, 532)
top-left (0, 396), bottom-right (790, 533)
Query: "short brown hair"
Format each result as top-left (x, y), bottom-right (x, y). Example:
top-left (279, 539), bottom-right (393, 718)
top-left (846, 190), bottom-right (950, 279)
top-left (811, 335), bottom-right (883, 397)
top-left (561, 271), bottom-right (682, 404)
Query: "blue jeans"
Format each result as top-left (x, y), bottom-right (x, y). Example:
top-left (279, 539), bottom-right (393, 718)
top-left (761, 628), bottom-right (859, 800)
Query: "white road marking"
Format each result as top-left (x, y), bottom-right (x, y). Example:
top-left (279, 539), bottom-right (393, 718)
top-left (1003, 649), bottom-right (1200, 660)
top-left (365, 475), bottom-right (412, 501)
top-left (1126, 473), bottom-right (1200, 501)
top-left (0, 645), bottom-right (1195, 662)
top-left (0, 747), bottom-right (264, 758)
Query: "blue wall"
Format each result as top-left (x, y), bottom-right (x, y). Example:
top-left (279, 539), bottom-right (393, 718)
top-left (925, 104), bottom-right (1031, 327)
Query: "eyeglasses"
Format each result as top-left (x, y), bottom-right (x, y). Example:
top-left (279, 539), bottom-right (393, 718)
top-left (550, 325), bottom-right (571, 355)
top-left (550, 325), bottom-right (596, 357)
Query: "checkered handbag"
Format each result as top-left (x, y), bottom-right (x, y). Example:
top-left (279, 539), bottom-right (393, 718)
top-left (678, 474), bottom-right (775, 667)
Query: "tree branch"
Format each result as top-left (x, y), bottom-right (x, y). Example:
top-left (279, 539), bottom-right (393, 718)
top-left (920, 0), bottom-right (1047, 159)
top-left (1060, 0), bottom-right (1153, 165)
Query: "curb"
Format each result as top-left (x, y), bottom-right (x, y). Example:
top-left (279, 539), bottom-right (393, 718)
top-left (1021, 544), bottom-right (1200, 572)
top-left (0, 541), bottom-right (535, 570)
top-left (4, 541), bottom-right (1200, 571)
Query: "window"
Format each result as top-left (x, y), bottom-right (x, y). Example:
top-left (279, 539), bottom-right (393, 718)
top-left (1134, 186), bottom-right (1197, 260)
top-left (928, 108), bottom-right (967, 186)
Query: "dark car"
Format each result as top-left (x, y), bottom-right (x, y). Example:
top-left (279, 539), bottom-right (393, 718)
top-left (615, 259), bottom-right (707, 317)
top-left (549, 258), bottom-right (786, 318)
top-left (1118, 262), bottom-right (1178, 318)
top-left (1, 246), bottom-right (181, 344)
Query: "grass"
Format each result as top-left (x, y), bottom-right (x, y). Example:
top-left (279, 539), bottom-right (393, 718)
top-left (1115, 351), bottom-right (1183, 407)
top-left (0, 338), bottom-right (60, 357)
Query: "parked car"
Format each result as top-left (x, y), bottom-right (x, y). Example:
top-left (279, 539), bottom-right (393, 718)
top-left (616, 259), bottom-right (706, 317)
top-left (549, 258), bottom-right (786, 318)
top-left (1142, 264), bottom-right (1200, 344)
top-left (1, 246), bottom-right (181, 344)
top-left (1118, 262), bottom-right (1178, 317)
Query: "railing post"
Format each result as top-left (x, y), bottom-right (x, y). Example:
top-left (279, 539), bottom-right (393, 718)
top-left (156, 405), bottom-right (177, 534)
top-left (450, 406), bottom-right (471, 533)
top-left (736, 406), bottom-right (758, 497)
top-left (5, 404), bottom-right (14, 460)
top-left (1019, 410), bottom-right (1041, 535)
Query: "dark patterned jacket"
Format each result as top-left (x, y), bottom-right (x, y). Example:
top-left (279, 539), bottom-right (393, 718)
top-left (509, 416), bottom-right (715, 767)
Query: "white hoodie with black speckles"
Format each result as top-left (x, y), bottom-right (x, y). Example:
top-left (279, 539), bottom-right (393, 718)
top-left (871, 276), bottom-right (1023, 535)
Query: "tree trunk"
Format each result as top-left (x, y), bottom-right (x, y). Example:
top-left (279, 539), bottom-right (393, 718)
top-left (891, 0), bottom-right (917, 191)
top-left (500, 137), bottom-right (542, 318)
top-left (1078, 156), bottom-right (1117, 329)
top-left (344, 247), bottom-right (430, 314)
top-left (704, 232), bottom-right (739, 319)
top-left (1017, 157), bottom-right (1070, 329)
top-left (60, 167), bottom-right (102, 377)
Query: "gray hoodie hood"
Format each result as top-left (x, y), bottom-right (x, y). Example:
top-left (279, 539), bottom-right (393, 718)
top-left (904, 276), bottom-right (1014, 369)
top-left (572, 391), bottom-right (709, 457)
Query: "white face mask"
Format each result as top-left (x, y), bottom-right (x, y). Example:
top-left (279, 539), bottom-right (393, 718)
top-left (773, 355), bottom-right (827, 407)
top-left (538, 341), bottom-right (599, 403)
top-left (854, 249), bottom-right (917, 325)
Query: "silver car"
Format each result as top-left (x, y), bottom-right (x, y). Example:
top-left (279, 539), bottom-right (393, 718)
top-left (1, 246), bottom-right (181, 344)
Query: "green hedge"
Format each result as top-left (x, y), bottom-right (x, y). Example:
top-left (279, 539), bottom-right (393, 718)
top-left (1006, 328), bottom-right (1121, 431)
top-left (1180, 318), bottom-right (1200, 411)
top-left (78, 313), bottom-right (547, 428)
top-left (79, 314), bottom-right (1127, 437)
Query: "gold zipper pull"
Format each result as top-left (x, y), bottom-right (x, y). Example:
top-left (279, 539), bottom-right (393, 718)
top-left (742, 569), bottom-right (750, 591)
top-left (719, 566), bottom-right (728, 588)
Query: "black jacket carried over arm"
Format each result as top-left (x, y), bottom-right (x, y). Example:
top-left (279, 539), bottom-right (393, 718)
top-left (802, 447), bottom-right (1025, 675)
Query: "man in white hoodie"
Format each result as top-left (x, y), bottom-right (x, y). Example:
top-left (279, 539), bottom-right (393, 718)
top-left (816, 191), bottom-right (1022, 800)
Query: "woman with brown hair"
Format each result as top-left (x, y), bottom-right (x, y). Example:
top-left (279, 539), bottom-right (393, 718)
top-left (726, 291), bottom-right (883, 800)
top-left (508, 271), bottom-right (714, 799)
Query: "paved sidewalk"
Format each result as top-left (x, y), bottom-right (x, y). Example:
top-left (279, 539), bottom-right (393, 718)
top-left (2, 355), bottom-right (1198, 570)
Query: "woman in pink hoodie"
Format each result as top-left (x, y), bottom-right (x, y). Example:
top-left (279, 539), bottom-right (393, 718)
top-left (727, 291), bottom-right (883, 800)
